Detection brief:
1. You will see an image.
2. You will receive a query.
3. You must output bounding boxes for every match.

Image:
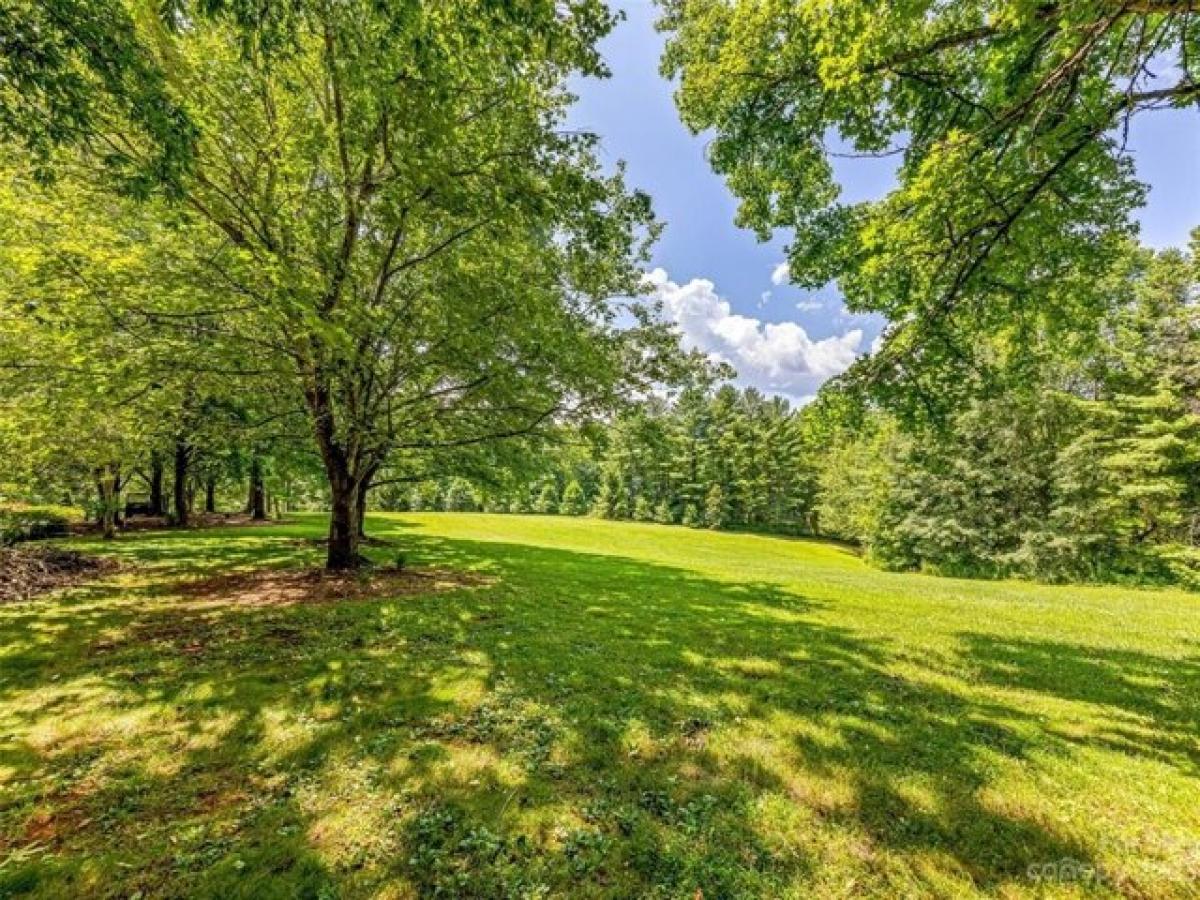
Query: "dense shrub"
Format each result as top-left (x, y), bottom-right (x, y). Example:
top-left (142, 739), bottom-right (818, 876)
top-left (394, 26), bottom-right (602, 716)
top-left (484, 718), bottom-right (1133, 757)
top-left (0, 504), bottom-right (77, 546)
top-left (442, 479), bottom-right (479, 512)
top-left (533, 483), bottom-right (558, 514)
top-left (559, 481), bottom-right (587, 516)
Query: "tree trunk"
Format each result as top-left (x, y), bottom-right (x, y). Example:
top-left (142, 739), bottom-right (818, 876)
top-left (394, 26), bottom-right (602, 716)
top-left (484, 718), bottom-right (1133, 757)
top-left (205, 477), bottom-right (217, 514)
top-left (149, 454), bottom-right (165, 516)
top-left (173, 439), bottom-right (192, 527)
top-left (327, 473), bottom-right (361, 570)
top-left (94, 465), bottom-right (118, 539)
top-left (303, 369), bottom-right (370, 570)
top-left (356, 476), bottom-right (372, 539)
top-left (113, 467), bottom-right (125, 529)
top-left (249, 457), bottom-right (267, 520)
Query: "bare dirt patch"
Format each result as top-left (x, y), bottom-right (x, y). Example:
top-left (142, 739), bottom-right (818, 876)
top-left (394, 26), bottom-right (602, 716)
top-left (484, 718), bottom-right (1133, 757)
top-left (172, 565), bottom-right (489, 608)
top-left (0, 547), bottom-right (118, 603)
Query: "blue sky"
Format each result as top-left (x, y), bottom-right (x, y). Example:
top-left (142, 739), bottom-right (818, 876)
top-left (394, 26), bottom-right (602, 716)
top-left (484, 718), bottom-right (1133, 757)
top-left (569, 1), bottom-right (1200, 402)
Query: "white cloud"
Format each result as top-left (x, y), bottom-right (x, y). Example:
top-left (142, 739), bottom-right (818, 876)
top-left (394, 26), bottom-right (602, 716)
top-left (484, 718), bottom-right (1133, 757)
top-left (645, 268), bottom-right (863, 402)
top-left (770, 261), bottom-right (791, 285)
top-left (795, 299), bottom-right (824, 311)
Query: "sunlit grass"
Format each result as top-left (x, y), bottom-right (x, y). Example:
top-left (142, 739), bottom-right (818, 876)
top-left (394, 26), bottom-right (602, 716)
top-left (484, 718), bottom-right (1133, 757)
top-left (1, 512), bottom-right (1198, 897)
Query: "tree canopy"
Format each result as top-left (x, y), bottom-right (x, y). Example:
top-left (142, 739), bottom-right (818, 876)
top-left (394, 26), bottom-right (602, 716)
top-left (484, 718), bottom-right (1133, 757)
top-left (0, 0), bottom-right (681, 568)
top-left (662, 0), bottom-right (1199, 415)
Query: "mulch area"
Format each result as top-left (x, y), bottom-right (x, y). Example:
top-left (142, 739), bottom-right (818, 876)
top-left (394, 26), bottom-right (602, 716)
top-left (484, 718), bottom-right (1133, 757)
top-left (0, 546), bottom-right (119, 604)
top-left (172, 565), bottom-right (489, 608)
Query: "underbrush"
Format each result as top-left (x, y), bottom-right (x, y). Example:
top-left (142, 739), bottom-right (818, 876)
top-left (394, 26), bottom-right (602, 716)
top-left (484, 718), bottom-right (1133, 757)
top-left (0, 503), bottom-right (80, 546)
top-left (868, 535), bottom-right (1200, 591)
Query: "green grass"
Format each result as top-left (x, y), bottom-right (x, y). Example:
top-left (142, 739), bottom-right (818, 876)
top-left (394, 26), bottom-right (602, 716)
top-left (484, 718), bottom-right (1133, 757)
top-left (2, 513), bottom-right (1199, 898)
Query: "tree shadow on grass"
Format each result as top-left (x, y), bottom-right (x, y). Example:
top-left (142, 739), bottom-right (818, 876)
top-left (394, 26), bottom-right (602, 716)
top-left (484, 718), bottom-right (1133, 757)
top-left (961, 634), bottom-right (1200, 774)
top-left (74, 530), bottom-right (320, 574)
top-left (0, 525), bottom-right (1168, 896)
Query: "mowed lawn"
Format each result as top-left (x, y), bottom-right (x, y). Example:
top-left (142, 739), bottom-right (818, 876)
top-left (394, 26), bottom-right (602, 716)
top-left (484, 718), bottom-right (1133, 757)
top-left (2, 514), bottom-right (1199, 898)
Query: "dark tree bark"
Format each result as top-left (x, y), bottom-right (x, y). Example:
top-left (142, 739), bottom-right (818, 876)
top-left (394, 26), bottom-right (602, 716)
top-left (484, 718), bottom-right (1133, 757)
top-left (113, 467), bottom-right (126, 529)
top-left (204, 476), bottom-right (217, 514)
top-left (173, 438), bottom-right (192, 527)
top-left (326, 469), bottom-right (361, 570)
top-left (249, 456), bottom-right (267, 520)
top-left (303, 376), bottom-right (370, 570)
top-left (149, 453), bottom-right (165, 516)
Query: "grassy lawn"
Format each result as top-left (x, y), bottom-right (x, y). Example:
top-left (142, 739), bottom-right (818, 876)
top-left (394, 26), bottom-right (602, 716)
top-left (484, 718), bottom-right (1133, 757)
top-left (2, 513), bottom-right (1199, 898)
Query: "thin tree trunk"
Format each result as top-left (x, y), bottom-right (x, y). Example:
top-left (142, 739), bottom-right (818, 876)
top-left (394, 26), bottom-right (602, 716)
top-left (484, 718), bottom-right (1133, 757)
top-left (173, 439), bottom-right (192, 527)
top-left (149, 454), bottom-right (165, 516)
top-left (94, 465), bottom-right (118, 539)
top-left (113, 467), bottom-right (125, 529)
top-left (249, 457), bottom-right (267, 520)
top-left (205, 477), bottom-right (217, 514)
top-left (94, 473), bottom-right (112, 539)
top-left (355, 470), bottom-right (375, 539)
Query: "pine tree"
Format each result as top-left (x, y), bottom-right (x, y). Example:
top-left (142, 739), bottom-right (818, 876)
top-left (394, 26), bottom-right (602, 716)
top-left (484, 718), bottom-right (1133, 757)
top-left (560, 480), bottom-right (586, 516)
top-left (591, 467), bottom-right (620, 518)
top-left (633, 496), bottom-right (654, 522)
top-left (1051, 385), bottom-right (1200, 581)
top-left (653, 499), bottom-right (674, 524)
top-left (704, 484), bottom-right (726, 530)
top-left (443, 479), bottom-right (478, 512)
top-left (535, 482), bottom-right (560, 515)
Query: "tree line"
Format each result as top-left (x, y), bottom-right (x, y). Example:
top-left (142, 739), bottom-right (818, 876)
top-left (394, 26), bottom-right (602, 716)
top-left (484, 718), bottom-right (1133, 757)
top-left (393, 382), bottom-right (816, 532)
top-left (407, 236), bottom-right (1200, 587)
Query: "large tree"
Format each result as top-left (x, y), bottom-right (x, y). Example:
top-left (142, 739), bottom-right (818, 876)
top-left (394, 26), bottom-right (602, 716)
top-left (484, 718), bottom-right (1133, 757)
top-left (661, 0), bottom-right (1199, 415)
top-left (14, 0), bottom-right (674, 569)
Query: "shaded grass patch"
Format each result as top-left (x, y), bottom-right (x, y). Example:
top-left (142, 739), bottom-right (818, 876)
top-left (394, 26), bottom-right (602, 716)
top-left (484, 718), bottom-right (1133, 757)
top-left (0, 512), bottom-right (1197, 897)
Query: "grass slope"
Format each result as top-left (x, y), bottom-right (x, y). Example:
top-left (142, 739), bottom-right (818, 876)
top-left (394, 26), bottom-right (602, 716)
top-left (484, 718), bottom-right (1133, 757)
top-left (1, 513), bottom-right (1198, 898)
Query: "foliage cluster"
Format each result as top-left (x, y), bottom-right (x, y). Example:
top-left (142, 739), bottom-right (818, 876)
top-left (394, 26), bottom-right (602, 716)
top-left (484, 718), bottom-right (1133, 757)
top-left (0, 502), bottom-right (78, 546)
top-left (661, 0), bottom-right (1200, 418)
top-left (816, 240), bottom-right (1200, 585)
